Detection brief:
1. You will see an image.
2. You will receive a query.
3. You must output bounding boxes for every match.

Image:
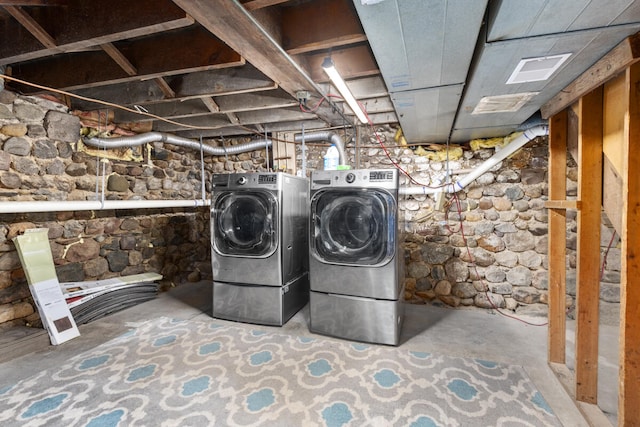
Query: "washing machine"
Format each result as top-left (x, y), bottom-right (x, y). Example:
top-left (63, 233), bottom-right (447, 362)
top-left (308, 169), bottom-right (404, 345)
top-left (210, 172), bottom-right (309, 326)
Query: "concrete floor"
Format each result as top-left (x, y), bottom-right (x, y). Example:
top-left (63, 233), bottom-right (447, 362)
top-left (0, 281), bottom-right (614, 426)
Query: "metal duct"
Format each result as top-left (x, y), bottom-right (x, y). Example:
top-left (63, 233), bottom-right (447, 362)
top-left (83, 132), bottom-right (272, 156)
top-left (294, 131), bottom-right (347, 166)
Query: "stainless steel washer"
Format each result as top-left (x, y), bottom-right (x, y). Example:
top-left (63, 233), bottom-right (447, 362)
top-left (210, 172), bottom-right (309, 326)
top-left (308, 169), bottom-right (404, 345)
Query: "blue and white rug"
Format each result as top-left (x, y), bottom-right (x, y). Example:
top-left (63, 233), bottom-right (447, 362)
top-left (0, 317), bottom-right (560, 426)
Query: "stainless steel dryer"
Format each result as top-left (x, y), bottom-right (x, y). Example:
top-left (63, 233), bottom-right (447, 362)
top-left (309, 169), bottom-right (404, 345)
top-left (210, 172), bottom-right (309, 326)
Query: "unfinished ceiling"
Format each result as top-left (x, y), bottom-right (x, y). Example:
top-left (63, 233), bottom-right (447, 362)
top-left (1, 0), bottom-right (639, 144)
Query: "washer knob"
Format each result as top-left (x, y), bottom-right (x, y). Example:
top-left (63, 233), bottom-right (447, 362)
top-left (237, 176), bottom-right (247, 185)
top-left (345, 173), bottom-right (356, 183)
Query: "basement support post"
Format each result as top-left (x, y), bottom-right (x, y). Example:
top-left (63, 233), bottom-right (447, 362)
top-left (547, 109), bottom-right (568, 364)
top-left (575, 87), bottom-right (603, 404)
top-left (618, 61), bottom-right (640, 426)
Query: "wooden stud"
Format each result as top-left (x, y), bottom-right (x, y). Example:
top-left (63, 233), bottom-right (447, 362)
top-left (547, 109), bottom-right (569, 364)
top-left (574, 87), bottom-right (603, 403)
top-left (544, 200), bottom-right (580, 210)
top-left (4, 6), bottom-right (57, 49)
top-left (618, 61), bottom-right (640, 427)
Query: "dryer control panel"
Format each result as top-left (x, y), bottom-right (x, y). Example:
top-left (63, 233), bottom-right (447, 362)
top-left (311, 169), bottom-right (398, 190)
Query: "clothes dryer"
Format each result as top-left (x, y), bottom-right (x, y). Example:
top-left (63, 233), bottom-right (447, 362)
top-left (210, 172), bottom-right (309, 326)
top-left (308, 169), bottom-right (404, 345)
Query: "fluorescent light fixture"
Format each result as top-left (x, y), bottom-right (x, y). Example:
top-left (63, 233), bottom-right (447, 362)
top-left (322, 57), bottom-right (369, 124)
top-left (472, 92), bottom-right (539, 114)
top-left (507, 54), bottom-right (571, 84)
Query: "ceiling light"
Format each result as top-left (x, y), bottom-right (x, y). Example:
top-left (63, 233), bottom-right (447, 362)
top-left (472, 92), bottom-right (539, 114)
top-left (506, 54), bottom-right (572, 84)
top-left (322, 57), bottom-right (369, 124)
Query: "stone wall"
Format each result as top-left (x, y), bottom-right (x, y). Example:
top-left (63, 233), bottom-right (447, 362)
top-left (0, 90), bottom-right (266, 327)
top-left (300, 125), bottom-right (620, 321)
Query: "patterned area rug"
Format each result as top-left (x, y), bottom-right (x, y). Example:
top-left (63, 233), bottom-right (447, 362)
top-left (0, 317), bottom-right (560, 426)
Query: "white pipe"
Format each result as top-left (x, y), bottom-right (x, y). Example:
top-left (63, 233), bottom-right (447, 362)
top-left (400, 125), bottom-right (548, 196)
top-left (0, 199), bottom-right (210, 214)
top-left (294, 130), bottom-right (347, 166)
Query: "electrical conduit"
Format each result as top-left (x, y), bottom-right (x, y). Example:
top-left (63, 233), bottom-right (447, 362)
top-left (400, 124), bottom-right (548, 195)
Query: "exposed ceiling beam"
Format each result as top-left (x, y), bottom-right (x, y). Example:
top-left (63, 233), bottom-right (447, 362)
top-left (305, 45), bottom-right (379, 82)
top-left (0, 0), bottom-right (67, 5)
top-left (153, 78), bottom-right (176, 99)
top-left (240, 0), bottom-right (288, 12)
top-left (171, 0), bottom-right (350, 127)
top-left (0, 0), bottom-right (194, 65)
top-left (100, 43), bottom-right (137, 76)
top-left (201, 97), bottom-right (221, 113)
top-left (3, 5), bottom-right (56, 49)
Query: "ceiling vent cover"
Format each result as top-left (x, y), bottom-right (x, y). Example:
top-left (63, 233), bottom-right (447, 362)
top-left (472, 92), bottom-right (539, 114)
top-left (506, 54), bottom-right (571, 84)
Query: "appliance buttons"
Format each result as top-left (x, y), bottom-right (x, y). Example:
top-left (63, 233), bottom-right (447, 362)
top-left (345, 173), bottom-right (356, 183)
top-left (237, 176), bottom-right (247, 185)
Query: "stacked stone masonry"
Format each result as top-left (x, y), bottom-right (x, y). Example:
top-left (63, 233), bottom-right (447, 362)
top-left (0, 91), bottom-right (621, 327)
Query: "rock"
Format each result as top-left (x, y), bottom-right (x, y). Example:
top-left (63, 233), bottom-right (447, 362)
top-left (504, 230), bottom-right (535, 252)
top-left (56, 262), bottom-right (85, 282)
top-left (27, 124), bottom-right (46, 137)
top-left (474, 292), bottom-right (506, 309)
top-left (518, 251), bottom-right (542, 268)
top-left (505, 186), bottom-right (525, 201)
top-left (439, 295), bottom-right (461, 307)
top-left (0, 152), bottom-right (10, 170)
top-left (187, 270), bottom-right (201, 282)
top-left (0, 301), bottom-right (34, 324)
top-left (506, 265), bottom-right (532, 286)
top-left (434, 280), bottom-right (451, 296)
top-left (0, 172), bottom-right (21, 189)
top-left (532, 270), bottom-right (548, 290)
top-left (477, 234), bottom-right (505, 252)
top-left (0, 252), bottom-right (21, 271)
top-left (495, 223), bottom-right (517, 233)
top-left (128, 250), bottom-right (143, 266)
top-left (33, 140), bottom-right (58, 158)
top-left (1, 123), bottom-right (27, 137)
top-left (600, 284), bottom-right (620, 303)
top-left (107, 175), bottom-right (129, 192)
top-left (120, 218), bottom-right (139, 231)
top-left (445, 258), bottom-right (469, 282)
top-left (452, 281), bottom-right (476, 298)
top-left (512, 287), bottom-right (541, 304)
top-left (46, 159), bottom-right (66, 175)
top-left (512, 200), bottom-right (529, 212)
top-left (44, 110), bottom-right (80, 143)
top-left (3, 137), bottom-right (31, 156)
top-left (407, 261), bottom-right (430, 279)
top-left (106, 251), bottom-right (129, 272)
top-left (12, 157), bottom-right (39, 175)
top-left (57, 141), bottom-right (73, 158)
top-left (515, 303), bottom-right (548, 318)
top-left (484, 266), bottom-right (506, 282)
top-left (521, 169), bottom-right (546, 185)
top-left (65, 239), bottom-right (100, 262)
top-left (14, 102), bottom-right (46, 123)
top-left (493, 197), bottom-right (512, 211)
top-left (430, 265), bottom-right (446, 280)
top-left (421, 242), bottom-right (454, 264)
top-left (490, 282), bottom-right (513, 295)
top-left (83, 257), bottom-right (109, 277)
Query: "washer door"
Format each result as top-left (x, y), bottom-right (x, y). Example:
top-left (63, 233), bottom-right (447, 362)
top-left (213, 191), bottom-right (277, 257)
top-left (311, 189), bottom-right (396, 266)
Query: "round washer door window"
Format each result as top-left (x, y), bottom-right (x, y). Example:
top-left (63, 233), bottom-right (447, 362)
top-left (213, 191), bottom-right (277, 257)
top-left (311, 189), bottom-right (396, 265)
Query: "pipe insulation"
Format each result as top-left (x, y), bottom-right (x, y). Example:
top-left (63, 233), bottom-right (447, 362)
top-left (294, 131), bottom-right (347, 166)
top-left (400, 124), bottom-right (548, 196)
top-left (82, 132), bottom-right (272, 156)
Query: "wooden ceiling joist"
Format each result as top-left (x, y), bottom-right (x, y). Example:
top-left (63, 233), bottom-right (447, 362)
top-left (542, 32), bottom-right (640, 119)
top-left (3, 5), bottom-right (56, 49)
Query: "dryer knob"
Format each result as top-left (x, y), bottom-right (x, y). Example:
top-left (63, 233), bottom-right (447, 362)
top-left (345, 173), bottom-right (356, 184)
top-left (237, 176), bottom-right (247, 185)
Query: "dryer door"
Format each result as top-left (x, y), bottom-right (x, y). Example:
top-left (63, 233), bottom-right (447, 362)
top-left (311, 189), bottom-right (396, 266)
top-left (213, 191), bottom-right (278, 257)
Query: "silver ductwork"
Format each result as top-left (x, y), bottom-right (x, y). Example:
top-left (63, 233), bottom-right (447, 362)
top-left (294, 130), bottom-right (347, 166)
top-left (83, 132), bottom-right (272, 156)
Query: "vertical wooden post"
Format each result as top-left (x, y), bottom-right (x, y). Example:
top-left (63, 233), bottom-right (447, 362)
top-left (618, 62), bottom-right (640, 426)
top-left (548, 110), bottom-right (568, 364)
top-left (575, 87), bottom-right (603, 403)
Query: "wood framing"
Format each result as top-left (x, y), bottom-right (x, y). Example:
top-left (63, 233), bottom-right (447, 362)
top-left (618, 61), bottom-right (640, 427)
top-left (547, 109), bottom-right (568, 364)
top-left (574, 86), bottom-right (603, 403)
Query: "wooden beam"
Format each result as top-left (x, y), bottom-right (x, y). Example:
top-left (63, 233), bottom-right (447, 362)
top-left (544, 200), bottom-right (581, 210)
top-left (11, 26), bottom-right (242, 92)
top-left (618, 60), bottom-right (640, 427)
top-left (100, 43), bottom-right (137, 76)
top-left (153, 78), bottom-right (175, 99)
top-left (574, 86), bottom-right (603, 404)
top-left (201, 97), bottom-right (221, 113)
top-left (281, 0), bottom-right (366, 55)
top-left (0, 0), bottom-right (67, 5)
top-left (541, 32), bottom-right (640, 119)
top-left (547, 109), bottom-right (568, 365)
top-left (0, 0), bottom-right (194, 65)
top-left (3, 5), bottom-right (56, 49)
top-left (240, 0), bottom-right (288, 11)
top-left (172, 0), bottom-right (348, 126)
